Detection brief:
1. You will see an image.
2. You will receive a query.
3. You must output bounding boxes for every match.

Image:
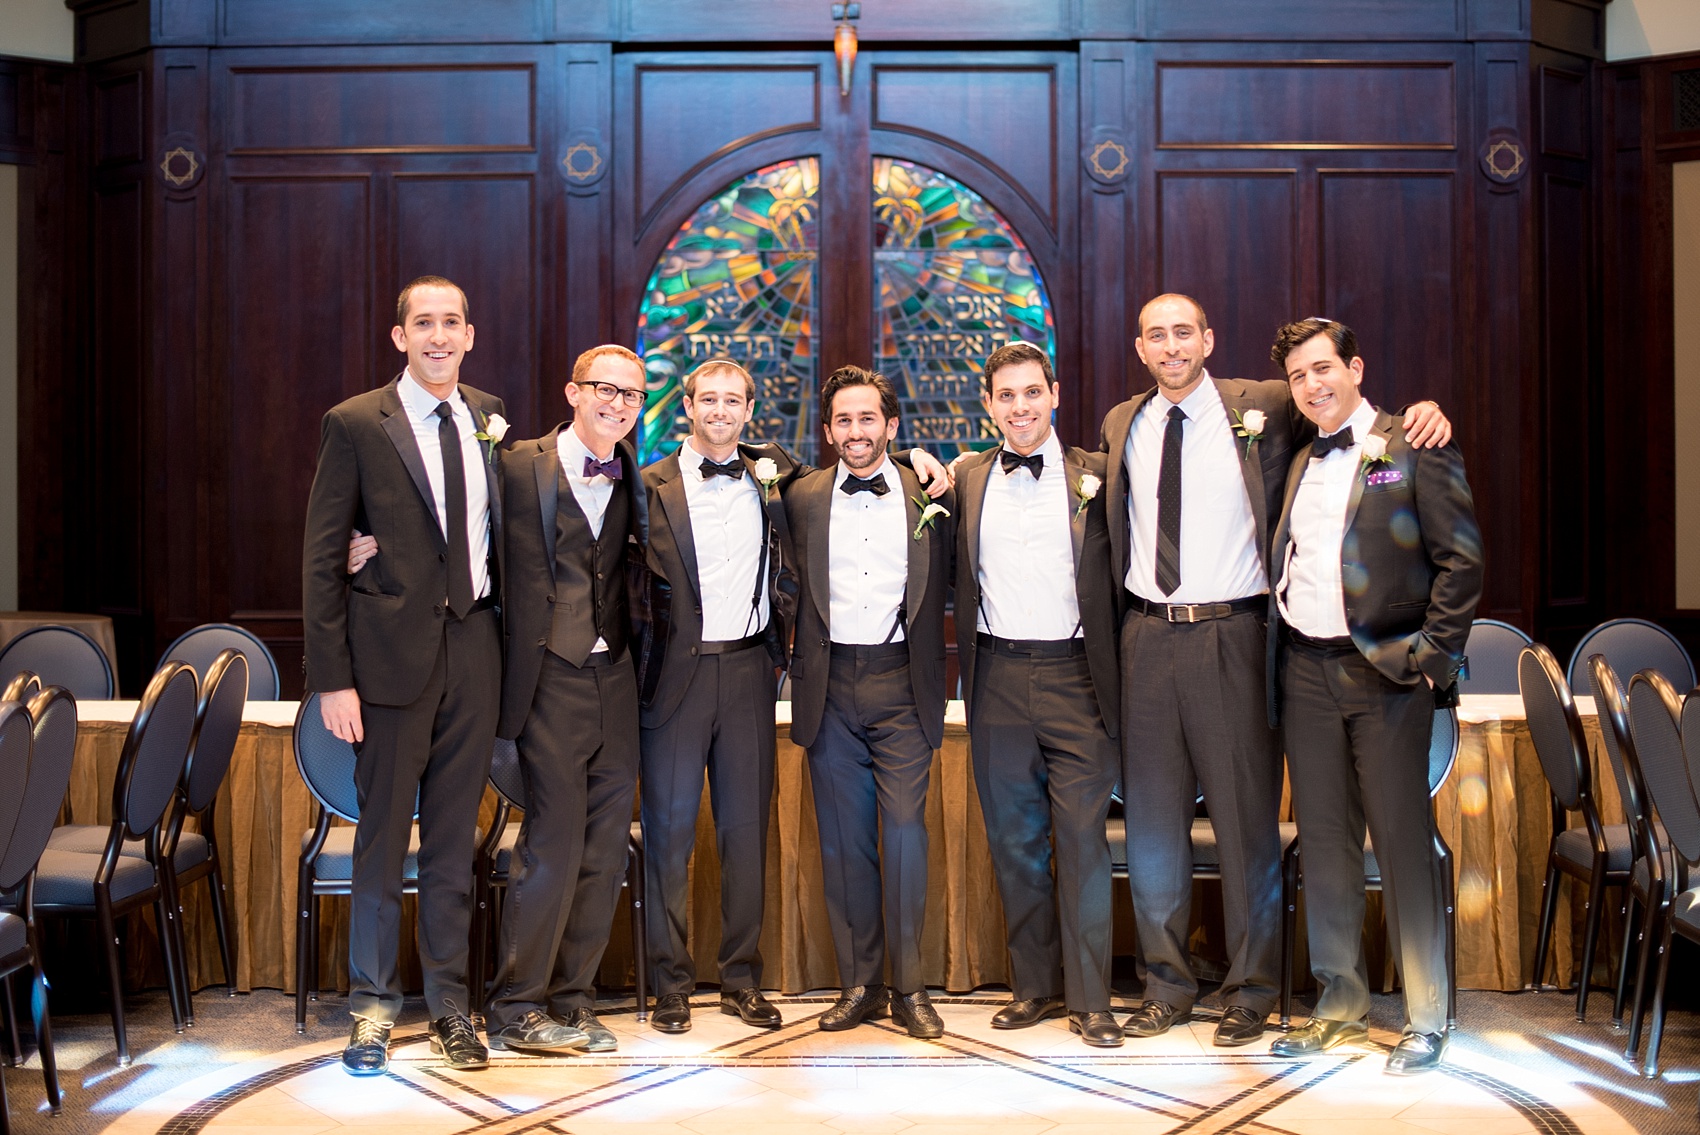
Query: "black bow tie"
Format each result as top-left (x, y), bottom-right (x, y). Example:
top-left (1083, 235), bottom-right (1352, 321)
top-left (583, 454), bottom-right (623, 481)
top-left (1000, 449), bottom-right (1043, 478)
top-left (840, 472), bottom-right (889, 497)
top-left (1312, 427), bottom-right (1355, 458)
top-left (699, 458), bottom-right (744, 481)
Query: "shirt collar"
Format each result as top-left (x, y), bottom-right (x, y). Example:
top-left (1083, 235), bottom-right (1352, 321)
top-left (1146, 370), bottom-right (1219, 423)
top-left (678, 437), bottom-right (742, 476)
top-left (1001, 429), bottom-right (1064, 472)
top-left (1320, 397), bottom-right (1379, 447)
top-left (398, 370), bottom-right (464, 422)
top-left (558, 423), bottom-right (618, 473)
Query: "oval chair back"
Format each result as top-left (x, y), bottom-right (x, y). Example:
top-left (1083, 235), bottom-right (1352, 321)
top-left (1459, 619), bottom-right (1533, 695)
top-left (0, 626), bottom-right (113, 700)
top-left (117, 662), bottom-right (200, 846)
top-left (1589, 655), bottom-right (1650, 841)
top-left (1519, 643), bottom-right (1591, 811)
top-left (185, 650), bottom-right (248, 815)
top-left (160, 623), bottom-right (281, 702)
top-left (490, 736), bottom-right (523, 808)
top-left (0, 703), bottom-right (33, 875)
top-left (1681, 693), bottom-right (1700, 808)
top-left (2, 670), bottom-right (42, 702)
top-left (0, 688), bottom-right (77, 894)
top-left (1428, 705), bottom-right (1460, 796)
top-left (1568, 618), bottom-right (1695, 696)
top-left (293, 692), bottom-right (362, 822)
top-left (1631, 672), bottom-right (1700, 865)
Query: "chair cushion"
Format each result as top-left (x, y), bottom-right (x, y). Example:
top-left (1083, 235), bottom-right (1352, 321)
top-left (0, 911), bottom-right (24, 960)
top-left (1108, 818), bottom-right (1298, 875)
top-left (1671, 887), bottom-right (1700, 938)
top-left (49, 824), bottom-right (210, 871)
top-left (31, 849), bottom-right (158, 907)
top-left (1555, 824), bottom-right (1634, 874)
top-left (304, 825), bottom-right (420, 882)
top-left (492, 823), bottom-right (519, 877)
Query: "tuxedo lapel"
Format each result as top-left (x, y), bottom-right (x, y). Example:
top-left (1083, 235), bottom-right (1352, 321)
top-left (465, 391), bottom-right (503, 535)
top-left (1107, 391), bottom-right (1155, 576)
top-left (899, 464), bottom-right (929, 627)
top-left (1272, 443), bottom-right (1312, 568)
top-left (378, 381), bottom-right (444, 548)
top-left (1342, 410), bottom-right (1396, 539)
top-left (742, 447), bottom-right (793, 548)
top-left (1062, 447), bottom-right (1089, 572)
top-left (960, 451), bottom-right (994, 596)
top-left (533, 431), bottom-right (561, 584)
top-left (805, 472), bottom-right (832, 630)
top-left (1217, 378), bottom-right (1269, 569)
top-left (655, 457), bottom-right (701, 599)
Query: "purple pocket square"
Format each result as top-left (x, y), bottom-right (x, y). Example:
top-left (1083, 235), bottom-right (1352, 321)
top-left (1366, 469), bottom-right (1404, 487)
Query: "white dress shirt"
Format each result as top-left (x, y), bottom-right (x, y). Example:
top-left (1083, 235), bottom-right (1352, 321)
top-left (557, 425), bottom-right (620, 653)
top-left (1124, 373), bottom-right (1266, 604)
top-left (396, 371), bottom-right (492, 601)
top-left (976, 432), bottom-right (1082, 640)
top-left (678, 440), bottom-right (768, 641)
top-left (828, 457), bottom-right (909, 644)
top-left (1277, 398), bottom-right (1380, 638)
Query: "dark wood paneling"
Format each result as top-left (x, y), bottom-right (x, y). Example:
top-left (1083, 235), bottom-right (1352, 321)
top-left (1319, 170), bottom-right (1457, 415)
top-left (224, 176), bottom-right (371, 616)
top-left (621, 0), bottom-right (1072, 42)
top-left (1531, 0), bottom-right (1606, 59)
top-left (95, 72), bottom-right (143, 164)
top-left (228, 64), bottom-right (535, 155)
top-left (1157, 61), bottom-right (1456, 150)
top-left (1540, 66), bottom-right (1586, 158)
top-left (1541, 173), bottom-right (1590, 607)
top-left (91, 180), bottom-right (144, 623)
top-left (220, 0), bottom-right (546, 46)
top-left (1155, 171), bottom-right (1296, 381)
top-left (1076, 42), bottom-right (1136, 443)
top-left (872, 65), bottom-right (1058, 229)
top-left (1144, 0), bottom-right (1464, 41)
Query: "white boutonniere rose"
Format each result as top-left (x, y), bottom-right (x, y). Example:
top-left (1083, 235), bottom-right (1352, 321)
top-left (1074, 472), bottom-right (1102, 520)
top-left (474, 412), bottom-right (509, 463)
top-left (753, 456), bottom-right (781, 500)
top-left (912, 496), bottom-right (950, 541)
top-left (1359, 433), bottom-right (1392, 469)
top-left (1231, 409), bottom-right (1265, 457)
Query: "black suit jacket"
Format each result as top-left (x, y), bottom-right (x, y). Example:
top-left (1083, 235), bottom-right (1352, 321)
top-left (953, 445), bottom-right (1119, 738)
top-left (496, 428), bottom-right (648, 739)
top-left (637, 441), bottom-right (802, 728)
top-left (302, 375), bottom-right (505, 706)
top-left (785, 463), bottom-right (955, 750)
top-left (1267, 408), bottom-right (1484, 722)
top-left (1098, 377), bottom-right (1312, 610)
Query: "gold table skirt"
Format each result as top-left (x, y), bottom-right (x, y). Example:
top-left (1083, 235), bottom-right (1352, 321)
top-left (65, 697), bottom-right (1616, 996)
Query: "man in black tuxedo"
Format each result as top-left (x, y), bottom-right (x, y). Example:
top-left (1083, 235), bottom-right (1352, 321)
top-left (302, 276), bottom-right (503, 1074)
top-left (638, 359), bottom-right (799, 1033)
top-left (953, 342), bottom-right (1122, 1047)
top-left (483, 344), bottom-right (650, 1056)
top-left (1100, 294), bottom-right (1451, 1047)
top-left (1265, 319), bottom-right (1481, 1074)
top-left (786, 366), bottom-right (954, 1038)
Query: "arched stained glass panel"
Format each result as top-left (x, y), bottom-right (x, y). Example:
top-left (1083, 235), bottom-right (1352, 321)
top-left (635, 157), bottom-right (819, 466)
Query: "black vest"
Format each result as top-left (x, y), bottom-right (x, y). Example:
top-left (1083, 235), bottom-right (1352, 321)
top-left (547, 469), bottom-right (632, 666)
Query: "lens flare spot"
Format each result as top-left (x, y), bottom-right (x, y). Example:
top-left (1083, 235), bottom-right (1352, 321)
top-left (1458, 772), bottom-right (1489, 816)
top-left (1391, 508), bottom-right (1420, 549)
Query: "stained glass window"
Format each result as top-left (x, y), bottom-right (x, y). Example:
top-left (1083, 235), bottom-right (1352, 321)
top-left (874, 158), bottom-right (1055, 457)
top-left (635, 158), bottom-right (819, 466)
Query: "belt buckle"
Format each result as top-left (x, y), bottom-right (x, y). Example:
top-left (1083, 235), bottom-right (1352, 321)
top-left (1166, 603), bottom-right (1195, 624)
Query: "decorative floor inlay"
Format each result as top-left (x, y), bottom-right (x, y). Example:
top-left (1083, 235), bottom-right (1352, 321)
top-left (97, 996), bottom-right (1638, 1135)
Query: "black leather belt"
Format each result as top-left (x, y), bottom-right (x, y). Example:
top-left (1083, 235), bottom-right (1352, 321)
top-left (468, 595), bottom-right (497, 614)
top-left (975, 633), bottom-right (1086, 658)
top-left (1286, 627), bottom-right (1355, 651)
top-left (830, 641), bottom-right (909, 660)
top-left (1128, 593), bottom-right (1263, 623)
top-left (700, 632), bottom-right (765, 656)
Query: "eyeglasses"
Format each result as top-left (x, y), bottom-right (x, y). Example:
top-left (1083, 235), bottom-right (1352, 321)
top-left (573, 380), bottom-right (649, 408)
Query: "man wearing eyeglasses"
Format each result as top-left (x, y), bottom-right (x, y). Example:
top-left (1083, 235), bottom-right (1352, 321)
top-left (483, 344), bottom-right (652, 1055)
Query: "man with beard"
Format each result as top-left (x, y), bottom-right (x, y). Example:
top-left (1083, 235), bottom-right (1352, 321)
top-left (1101, 295), bottom-right (1451, 1047)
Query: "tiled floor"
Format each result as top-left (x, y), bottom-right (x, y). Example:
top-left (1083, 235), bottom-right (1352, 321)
top-left (56, 994), bottom-right (1652, 1135)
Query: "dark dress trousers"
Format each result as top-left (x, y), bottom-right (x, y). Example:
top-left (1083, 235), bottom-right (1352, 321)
top-left (301, 375), bottom-right (505, 1024)
top-left (486, 428), bottom-right (649, 1027)
top-left (954, 444), bottom-right (1120, 1013)
top-left (637, 441), bottom-right (802, 996)
top-left (1269, 410), bottom-right (1482, 1036)
top-left (786, 463), bottom-right (953, 995)
top-left (1099, 377), bottom-right (1312, 1016)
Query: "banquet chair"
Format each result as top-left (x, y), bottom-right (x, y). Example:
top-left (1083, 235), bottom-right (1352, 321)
top-left (1621, 670), bottom-right (1700, 1077)
top-left (0, 687), bottom-right (73, 1119)
top-left (0, 674), bottom-right (40, 703)
top-left (293, 692), bottom-right (419, 1033)
top-left (0, 626), bottom-right (113, 700)
top-left (31, 663), bottom-right (197, 1064)
top-left (1277, 706), bottom-right (1461, 1028)
top-left (1566, 618), bottom-right (1695, 697)
top-left (1522, 643), bottom-right (1629, 1020)
top-left (158, 623), bottom-right (280, 701)
top-left (471, 737), bottom-right (648, 1021)
top-left (0, 699), bottom-right (58, 1133)
top-left (1458, 618), bottom-right (1533, 695)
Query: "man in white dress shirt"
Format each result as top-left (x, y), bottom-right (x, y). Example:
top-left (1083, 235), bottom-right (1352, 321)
top-left (952, 342), bottom-right (1124, 1046)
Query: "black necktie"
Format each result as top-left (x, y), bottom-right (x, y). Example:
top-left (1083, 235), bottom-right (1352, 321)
top-left (840, 472), bottom-right (889, 497)
top-left (583, 454), bottom-right (623, 481)
top-left (1313, 426), bottom-right (1355, 458)
top-left (699, 458), bottom-right (744, 481)
top-left (1156, 405), bottom-right (1185, 597)
top-left (1000, 449), bottom-right (1043, 478)
top-left (435, 402), bottom-right (475, 619)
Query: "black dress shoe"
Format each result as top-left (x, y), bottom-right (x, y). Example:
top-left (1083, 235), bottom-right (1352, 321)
top-left (1069, 1012), bottom-right (1124, 1047)
top-left (488, 1009), bottom-right (589, 1053)
top-left (341, 1017), bottom-right (393, 1076)
top-left (1269, 1016), bottom-right (1368, 1057)
top-left (992, 997), bottom-right (1067, 1029)
top-left (890, 990), bottom-right (944, 1039)
top-left (1214, 1006), bottom-right (1267, 1047)
top-left (1385, 1030), bottom-right (1447, 1075)
top-left (721, 988), bottom-right (782, 1028)
top-left (558, 1007), bottom-right (617, 1052)
top-left (652, 993), bottom-right (692, 1033)
top-left (429, 1012), bottom-right (489, 1070)
top-left (1123, 999), bottom-right (1183, 1038)
top-left (819, 985), bottom-right (890, 1031)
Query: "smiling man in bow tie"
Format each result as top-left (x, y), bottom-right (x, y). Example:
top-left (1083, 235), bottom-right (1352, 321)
top-left (953, 341), bottom-right (1123, 1047)
top-left (1265, 318), bottom-right (1481, 1074)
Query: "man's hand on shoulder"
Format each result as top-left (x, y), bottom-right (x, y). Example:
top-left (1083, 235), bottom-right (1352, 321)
top-left (910, 448), bottom-right (953, 497)
top-left (1401, 401), bottom-right (1452, 449)
top-left (320, 687), bottom-right (364, 744)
